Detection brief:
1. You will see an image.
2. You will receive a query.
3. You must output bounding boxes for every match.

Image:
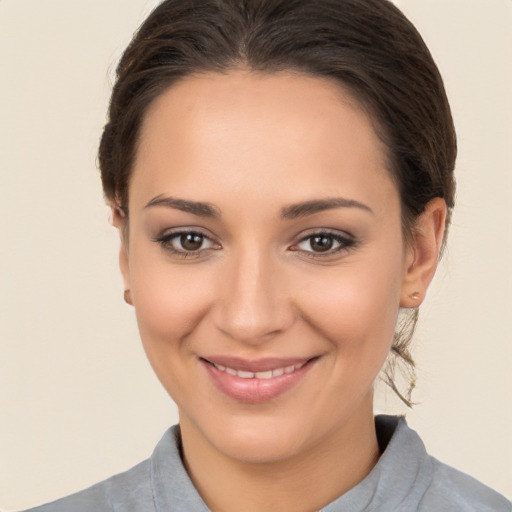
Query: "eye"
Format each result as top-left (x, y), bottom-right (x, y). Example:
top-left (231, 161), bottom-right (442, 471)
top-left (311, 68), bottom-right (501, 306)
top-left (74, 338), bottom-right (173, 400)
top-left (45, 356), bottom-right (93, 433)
top-left (292, 231), bottom-right (356, 256)
top-left (153, 229), bottom-right (220, 258)
top-left (177, 232), bottom-right (207, 251)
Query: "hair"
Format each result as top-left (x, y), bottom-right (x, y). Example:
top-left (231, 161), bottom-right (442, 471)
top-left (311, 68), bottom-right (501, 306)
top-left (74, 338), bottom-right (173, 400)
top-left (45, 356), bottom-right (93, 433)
top-left (98, 0), bottom-right (456, 406)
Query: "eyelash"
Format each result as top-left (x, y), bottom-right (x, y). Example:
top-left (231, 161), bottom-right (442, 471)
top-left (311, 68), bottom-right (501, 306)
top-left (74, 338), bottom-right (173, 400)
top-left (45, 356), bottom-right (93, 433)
top-left (292, 230), bottom-right (357, 258)
top-left (152, 229), bottom-right (220, 259)
top-left (153, 229), bottom-right (356, 259)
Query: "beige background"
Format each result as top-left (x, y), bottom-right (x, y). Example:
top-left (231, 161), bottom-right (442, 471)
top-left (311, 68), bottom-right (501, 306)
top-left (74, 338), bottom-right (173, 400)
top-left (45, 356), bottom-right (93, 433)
top-left (1, 0), bottom-right (510, 509)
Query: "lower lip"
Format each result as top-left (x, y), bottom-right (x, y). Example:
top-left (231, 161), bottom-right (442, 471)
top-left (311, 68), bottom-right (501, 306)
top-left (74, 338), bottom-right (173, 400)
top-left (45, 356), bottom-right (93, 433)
top-left (202, 359), bottom-right (315, 404)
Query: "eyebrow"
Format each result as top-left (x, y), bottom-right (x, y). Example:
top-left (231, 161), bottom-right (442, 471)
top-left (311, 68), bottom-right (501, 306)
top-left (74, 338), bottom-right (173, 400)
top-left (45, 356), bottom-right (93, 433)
top-left (144, 195), bottom-right (372, 219)
top-left (281, 197), bottom-right (373, 219)
top-left (144, 195), bottom-right (221, 218)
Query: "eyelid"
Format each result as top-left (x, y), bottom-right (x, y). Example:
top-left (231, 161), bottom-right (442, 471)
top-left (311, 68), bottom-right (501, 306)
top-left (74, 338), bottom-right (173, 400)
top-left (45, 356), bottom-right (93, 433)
top-left (289, 228), bottom-right (357, 257)
top-left (152, 226), bottom-right (356, 260)
top-left (152, 227), bottom-right (221, 258)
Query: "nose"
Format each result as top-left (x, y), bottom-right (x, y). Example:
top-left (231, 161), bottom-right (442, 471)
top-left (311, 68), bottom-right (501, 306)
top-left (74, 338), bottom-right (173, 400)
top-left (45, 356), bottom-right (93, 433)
top-left (212, 247), bottom-right (296, 345)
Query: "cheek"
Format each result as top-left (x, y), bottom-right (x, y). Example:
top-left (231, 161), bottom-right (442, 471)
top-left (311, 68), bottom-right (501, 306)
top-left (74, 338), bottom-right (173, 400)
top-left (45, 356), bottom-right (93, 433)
top-left (296, 257), bottom-right (403, 356)
top-left (127, 252), bottom-right (218, 401)
top-left (129, 252), bottom-right (212, 344)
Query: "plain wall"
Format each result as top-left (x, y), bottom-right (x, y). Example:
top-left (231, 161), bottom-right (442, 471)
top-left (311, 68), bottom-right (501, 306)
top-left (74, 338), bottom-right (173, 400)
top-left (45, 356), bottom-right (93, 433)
top-left (1, 1), bottom-right (510, 509)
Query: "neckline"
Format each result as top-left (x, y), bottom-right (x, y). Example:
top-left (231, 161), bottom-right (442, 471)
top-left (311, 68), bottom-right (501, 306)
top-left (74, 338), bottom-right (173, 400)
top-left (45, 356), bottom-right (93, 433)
top-left (149, 415), bottom-right (428, 512)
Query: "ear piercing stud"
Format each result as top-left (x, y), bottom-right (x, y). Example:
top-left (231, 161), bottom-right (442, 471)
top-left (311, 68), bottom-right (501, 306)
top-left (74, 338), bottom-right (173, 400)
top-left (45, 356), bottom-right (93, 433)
top-left (409, 292), bottom-right (421, 301)
top-left (124, 289), bottom-right (133, 305)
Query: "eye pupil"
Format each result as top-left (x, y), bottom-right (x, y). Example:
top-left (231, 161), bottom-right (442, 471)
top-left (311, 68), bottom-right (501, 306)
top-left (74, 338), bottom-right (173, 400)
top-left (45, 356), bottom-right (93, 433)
top-left (310, 235), bottom-right (333, 252)
top-left (181, 233), bottom-right (203, 251)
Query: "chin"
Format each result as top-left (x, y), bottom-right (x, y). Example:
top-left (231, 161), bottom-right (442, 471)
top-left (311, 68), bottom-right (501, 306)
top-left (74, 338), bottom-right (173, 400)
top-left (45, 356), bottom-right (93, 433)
top-left (215, 422), bottom-right (310, 464)
top-left (184, 408), bottom-right (315, 464)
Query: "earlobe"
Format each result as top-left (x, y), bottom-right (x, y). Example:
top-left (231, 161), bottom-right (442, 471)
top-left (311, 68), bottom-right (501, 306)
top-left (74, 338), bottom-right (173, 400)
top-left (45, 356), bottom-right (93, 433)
top-left (400, 198), bottom-right (447, 308)
top-left (110, 203), bottom-right (132, 301)
top-left (118, 241), bottom-right (131, 298)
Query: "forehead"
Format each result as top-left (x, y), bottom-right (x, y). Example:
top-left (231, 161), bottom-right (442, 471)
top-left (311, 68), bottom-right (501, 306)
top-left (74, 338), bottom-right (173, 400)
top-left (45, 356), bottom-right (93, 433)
top-left (130, 70), bottom-right (396, 215)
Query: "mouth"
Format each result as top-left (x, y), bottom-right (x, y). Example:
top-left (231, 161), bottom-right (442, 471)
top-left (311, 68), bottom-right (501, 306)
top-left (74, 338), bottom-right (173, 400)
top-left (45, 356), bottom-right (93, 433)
top-left (200, 356), bottom-right (318, 403)
top-left (204, 359), bottom-right (308, 379)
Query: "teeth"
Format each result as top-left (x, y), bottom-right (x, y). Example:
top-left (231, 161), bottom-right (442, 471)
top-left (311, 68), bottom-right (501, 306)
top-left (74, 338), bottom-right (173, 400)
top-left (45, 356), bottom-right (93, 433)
top-left (212, 362), bottom-right (306, 379)
top-left (237, 370), bottom-right (255, 379)
top-left (255, 370), bottom-right (273, 379)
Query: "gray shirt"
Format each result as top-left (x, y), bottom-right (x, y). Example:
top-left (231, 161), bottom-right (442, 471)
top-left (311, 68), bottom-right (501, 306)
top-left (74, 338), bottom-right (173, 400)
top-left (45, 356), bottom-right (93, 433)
top-left (23, 415), bottom-right (511, 511)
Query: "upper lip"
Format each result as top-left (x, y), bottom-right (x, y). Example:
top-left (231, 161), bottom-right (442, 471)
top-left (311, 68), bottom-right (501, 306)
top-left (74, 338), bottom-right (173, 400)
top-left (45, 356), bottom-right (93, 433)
top-left (200, 356), bottom-right (315, 372)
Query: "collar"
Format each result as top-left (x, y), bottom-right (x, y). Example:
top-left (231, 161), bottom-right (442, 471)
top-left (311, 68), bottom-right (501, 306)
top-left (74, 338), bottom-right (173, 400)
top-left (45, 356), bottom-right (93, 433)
top-left (149, 415), bottom-right (431, 512)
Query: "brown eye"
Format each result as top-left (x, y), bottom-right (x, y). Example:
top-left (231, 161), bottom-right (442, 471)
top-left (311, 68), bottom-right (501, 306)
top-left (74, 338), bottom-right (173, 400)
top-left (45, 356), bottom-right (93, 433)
top-left (153, 229), bottom-right (220, 257)
top-left (310, 235), bottom-right (334, 252)
top-left (293, 231), bottom-right (355, 257)
top-left (180, 233), bottom-right (204, 251)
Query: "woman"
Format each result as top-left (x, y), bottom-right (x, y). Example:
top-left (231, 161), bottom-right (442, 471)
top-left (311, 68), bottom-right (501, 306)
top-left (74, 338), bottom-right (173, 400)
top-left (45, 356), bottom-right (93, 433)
top-left (23, 0), bottom-right (510, 510)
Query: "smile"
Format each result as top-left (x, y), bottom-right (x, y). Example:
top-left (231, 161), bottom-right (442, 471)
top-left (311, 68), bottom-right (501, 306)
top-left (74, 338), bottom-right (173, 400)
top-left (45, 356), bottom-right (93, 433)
top-left (201, 357), bottom-right (317, 403)
top-left (210, 361), bottom-right (306, 379)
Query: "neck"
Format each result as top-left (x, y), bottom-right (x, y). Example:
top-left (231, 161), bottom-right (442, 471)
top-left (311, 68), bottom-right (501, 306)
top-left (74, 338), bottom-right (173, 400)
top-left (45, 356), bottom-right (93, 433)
top-left (179, 398), bottom-right (380, 512)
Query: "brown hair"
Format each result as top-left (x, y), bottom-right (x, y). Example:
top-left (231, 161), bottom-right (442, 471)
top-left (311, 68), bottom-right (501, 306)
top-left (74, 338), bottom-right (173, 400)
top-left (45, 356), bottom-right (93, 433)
top-left (98, 0), bottom-right (456, 405)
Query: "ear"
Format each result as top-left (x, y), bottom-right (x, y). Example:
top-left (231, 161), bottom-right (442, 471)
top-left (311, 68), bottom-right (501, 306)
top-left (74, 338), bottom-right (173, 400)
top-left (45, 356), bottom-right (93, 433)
top-left (111, 203), bottom-right (131, 296)
top-left (400, 198), bottom-right (447, 308)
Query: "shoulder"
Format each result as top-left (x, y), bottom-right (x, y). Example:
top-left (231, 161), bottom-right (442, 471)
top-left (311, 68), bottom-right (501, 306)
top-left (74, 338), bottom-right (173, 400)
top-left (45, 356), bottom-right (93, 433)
top-left (373, 416), bottom-right (511, 512)
top-left (21, 425), bottom-right (207, 512)
top-left (419, 457), bottom-right (511, 512)
top-left (21, 459), bottom-right (154, 512)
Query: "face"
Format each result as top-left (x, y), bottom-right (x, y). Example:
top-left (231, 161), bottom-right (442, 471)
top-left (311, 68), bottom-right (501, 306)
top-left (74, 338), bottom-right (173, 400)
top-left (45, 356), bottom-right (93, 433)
top-left (120, 71), bottom-right (415, 464)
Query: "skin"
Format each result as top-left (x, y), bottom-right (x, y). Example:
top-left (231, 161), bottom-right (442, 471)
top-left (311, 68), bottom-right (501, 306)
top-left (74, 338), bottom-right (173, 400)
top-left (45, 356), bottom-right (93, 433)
top-left (114, 71), bottom-right (446, 512)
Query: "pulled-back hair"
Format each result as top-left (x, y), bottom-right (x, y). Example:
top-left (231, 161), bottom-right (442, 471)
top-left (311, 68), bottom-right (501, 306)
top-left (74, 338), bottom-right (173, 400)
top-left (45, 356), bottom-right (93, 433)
top-left (98, 0), bottom-right (457, 405)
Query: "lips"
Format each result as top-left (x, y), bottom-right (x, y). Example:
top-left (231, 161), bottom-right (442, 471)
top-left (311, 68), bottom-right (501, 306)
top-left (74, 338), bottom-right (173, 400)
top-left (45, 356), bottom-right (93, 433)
top-left (201, 356), bottom-right (316, 403)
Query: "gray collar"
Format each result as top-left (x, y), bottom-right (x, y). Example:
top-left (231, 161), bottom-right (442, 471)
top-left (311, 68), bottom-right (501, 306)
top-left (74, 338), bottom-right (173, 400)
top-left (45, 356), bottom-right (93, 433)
top-left (148, 415), bottom-right (432, 512)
